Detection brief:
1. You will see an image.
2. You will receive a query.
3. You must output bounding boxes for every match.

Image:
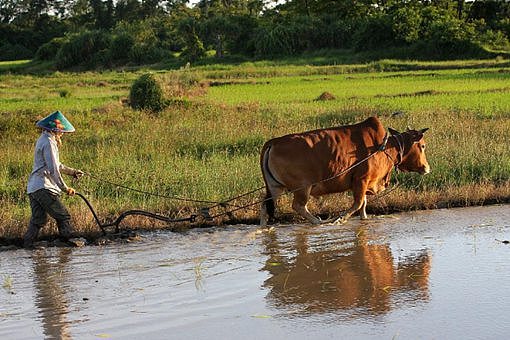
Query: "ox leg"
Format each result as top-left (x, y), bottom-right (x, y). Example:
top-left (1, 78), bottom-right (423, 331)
top-left (334, 182), bottom-right (368, 224)
top-left (360, 196), bottom-right (368, 220)
top-left (260, 186), bottom-right (284, 227)
top-left (260, 203), bottom-right (269, 227)
top-left (292, 187), bottom-right (321, 225)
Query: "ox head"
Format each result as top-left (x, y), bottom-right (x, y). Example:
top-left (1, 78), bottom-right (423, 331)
top-left (388, 127), bottom-right (430, 175)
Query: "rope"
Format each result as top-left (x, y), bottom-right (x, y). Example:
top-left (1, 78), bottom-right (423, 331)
top-left (78, 132), bottom-right (399, 224)
top-left (207, 186), bottom-right (265, 209)
top-left (84, 172), bottom-right (248, 206)
top-left (75, 192), bottom-right (196, 234)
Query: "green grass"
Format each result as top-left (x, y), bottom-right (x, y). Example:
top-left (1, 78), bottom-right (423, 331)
top-left (205, 68), bottom-right (510, 117)
top-left (1, 57), bottom-right (509, 239)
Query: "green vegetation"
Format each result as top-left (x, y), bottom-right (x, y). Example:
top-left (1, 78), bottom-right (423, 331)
top-left (2, 1), bottom-right (510, 69)
top-left (0, 58), bottom-right (509, 240)
top-left (129, 73), bottom-right (166, 112)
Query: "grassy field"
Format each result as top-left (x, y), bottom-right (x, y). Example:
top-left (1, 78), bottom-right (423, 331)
top-left (1, 58), bottom-right (509, 240)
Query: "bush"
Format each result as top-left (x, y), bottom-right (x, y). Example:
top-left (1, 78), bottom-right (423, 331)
top-left (59, 89), bottom-right (71, 98)
top-left (479, 29), bottom-right (510, 51)
top-left (253, 22), bottom-right (303, 57)
top-left (353, 15), bottom-right (395, 51)
top-left (35, 37), bottom-right (67, 61)
top-left (129, 73), bottom-right (166, 112)
top-left (113, 19), bottom-right (177, 64)
top-left (178, 18), bottom-right (206, 63)
top-left (0, 43), bottom-right (33, 61)
top-left (315, 16), bottom-right (354, 49)
top-left (55, 30), bottom-right (112, 70)
top-left (390, 6), bottom-right (422, 44)
top-left (110, 33), bottom-right (134, 61)
top-left (496, 18), bottom-right (510, 40)
top-left (128, 43), bottom-right (165, 64)
top-left (221, 15), bottom-right (259, 55)
top-left (422, 17), bottom-right (484, 58)
top-left (180, 33), bottom-right (206, 62)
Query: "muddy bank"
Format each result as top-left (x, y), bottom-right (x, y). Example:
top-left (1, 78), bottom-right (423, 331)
top-left (2, 193), bottom-right (509, 250)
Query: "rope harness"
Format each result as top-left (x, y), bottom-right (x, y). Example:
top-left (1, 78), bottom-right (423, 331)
top-left (384, 132), bottom-right (405, 170)
top-left (76, 132), bottom-right (413, 234)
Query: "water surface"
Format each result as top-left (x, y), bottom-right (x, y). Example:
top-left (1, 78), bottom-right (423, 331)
top-left (1, 205), bottom-right (510, 339)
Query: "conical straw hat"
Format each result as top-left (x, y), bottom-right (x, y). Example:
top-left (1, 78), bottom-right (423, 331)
top-left (36, 111), bottom-right (75, 133)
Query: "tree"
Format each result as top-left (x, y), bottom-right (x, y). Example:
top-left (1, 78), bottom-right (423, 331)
top-left (115, 0), bottom-right (143, 22)
top-left (178, 17), bottom-right (206, 62)
top-left (141, 0), bottom-right (165, 18)
top-left (89, 0), bottom-right (115, 29)
top-left (0, 0), bottom-right (22, 24)
top-left (457, 0), bottom-right (464, 19)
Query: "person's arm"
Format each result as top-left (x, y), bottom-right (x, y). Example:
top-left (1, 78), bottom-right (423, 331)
top-left (60, 164), bottom-right (84, 178)
top-left (43, 142), bottom-right (71, 193)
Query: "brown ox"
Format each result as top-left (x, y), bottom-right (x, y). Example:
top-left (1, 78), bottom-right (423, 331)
top-left (260, 116), bottom-right (430, 226)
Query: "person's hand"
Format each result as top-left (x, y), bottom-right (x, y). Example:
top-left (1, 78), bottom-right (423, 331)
top-left (73, 170), bottom-right (85, 179)
top-left (66, 187), bottom-right (76, 196)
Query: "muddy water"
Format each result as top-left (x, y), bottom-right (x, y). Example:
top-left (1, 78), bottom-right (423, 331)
top-left (1, 205), bottom-right (510, 340)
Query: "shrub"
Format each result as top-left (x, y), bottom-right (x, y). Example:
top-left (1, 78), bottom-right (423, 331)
top-left (128, 43), bottom-right (165, 64)
top-left (221, 15), bottom-right (259, 55)
top-left (422, 17), bottom-right (484, 58)
top-left (479, 29), bottom-right (510, 51)
top-left (180, 33), bottom-right (206, 63)
top-left (177, 18), bottom-right (207, 63)
top-left (496, 18), bottom-right (510, 40)
top-left (315, 16), bottom-right (354, 49)
top-left (110, 18), bottom-right (177, 65)
top-left (0, 43), bottom-right (33, 61)
top-left (253, 23), bottom-right (299, 56)
top-left (55, 30), bottom-right (112, 70)
top-left (353, 14), bottom-right (395, 51)
top-left (59, 89), bottom-right (71, 98)
top-left (110, 33), bottom-right (134, 61)
top-left (390, 7), bottom-right (422, 44)
top-left (253, 16), bottom-right (356, 56)
top-left (129, 73), bottom-right (166, 112)
top-left (35, 37), bottom-right (67, 61)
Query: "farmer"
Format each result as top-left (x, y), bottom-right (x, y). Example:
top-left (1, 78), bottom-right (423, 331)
top-left (24, 111), bottom-right (84, 248)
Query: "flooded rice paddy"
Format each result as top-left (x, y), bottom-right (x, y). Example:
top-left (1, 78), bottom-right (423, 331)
top-left (1, 204), bottom-right (510, 339)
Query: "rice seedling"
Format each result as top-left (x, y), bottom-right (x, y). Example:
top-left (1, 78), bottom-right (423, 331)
top-left (193, 257), bottom-right (205, 291)
top-left (2, 275), bottom-right (13, 293)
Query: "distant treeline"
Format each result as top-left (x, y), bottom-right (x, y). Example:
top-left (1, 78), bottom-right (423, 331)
top-left (1, 0), bottom-right (509, 68)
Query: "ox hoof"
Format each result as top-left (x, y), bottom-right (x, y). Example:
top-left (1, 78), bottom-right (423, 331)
top-left (319, 217), bottom-right (336, 225)
top-left (307, 217), bottom-right (322, 225)
top-left (332, 216), bottom-right (348, 225)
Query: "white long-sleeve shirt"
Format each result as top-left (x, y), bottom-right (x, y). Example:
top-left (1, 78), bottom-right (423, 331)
top-left (27, 131), bottom-right (76, 195)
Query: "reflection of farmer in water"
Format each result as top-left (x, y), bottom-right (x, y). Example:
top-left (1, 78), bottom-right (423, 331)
top-left (24, 111), bottom-right (84, 248)
top-left (262, 228), bottom-right (430, 315)
top-left (32, 248), bottom-right (72, 339)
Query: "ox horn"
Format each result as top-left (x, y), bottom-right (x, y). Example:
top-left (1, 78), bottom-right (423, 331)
top-left (420, 128), bottom-right (429, 133)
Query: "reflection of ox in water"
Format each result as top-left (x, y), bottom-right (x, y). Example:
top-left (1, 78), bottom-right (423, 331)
top-left (260, 117), bottom-right (430, 225)
top-left (32, 249), bottom-right (72, 339)
top-left (262, 228), bottom-right (430, 316)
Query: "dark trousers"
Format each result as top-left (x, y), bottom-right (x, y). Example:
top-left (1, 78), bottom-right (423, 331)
top-left (24, 189), bottom-right (73, 247)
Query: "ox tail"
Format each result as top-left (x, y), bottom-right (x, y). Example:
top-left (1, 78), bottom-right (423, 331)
top-left (260, 143), bottom-right (281, 221)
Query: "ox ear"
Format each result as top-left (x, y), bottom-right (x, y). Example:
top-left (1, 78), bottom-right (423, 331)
top-left (420, 128), bottom-right (429, 134)
top-left (388, 127), bottom-right (400, 135)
